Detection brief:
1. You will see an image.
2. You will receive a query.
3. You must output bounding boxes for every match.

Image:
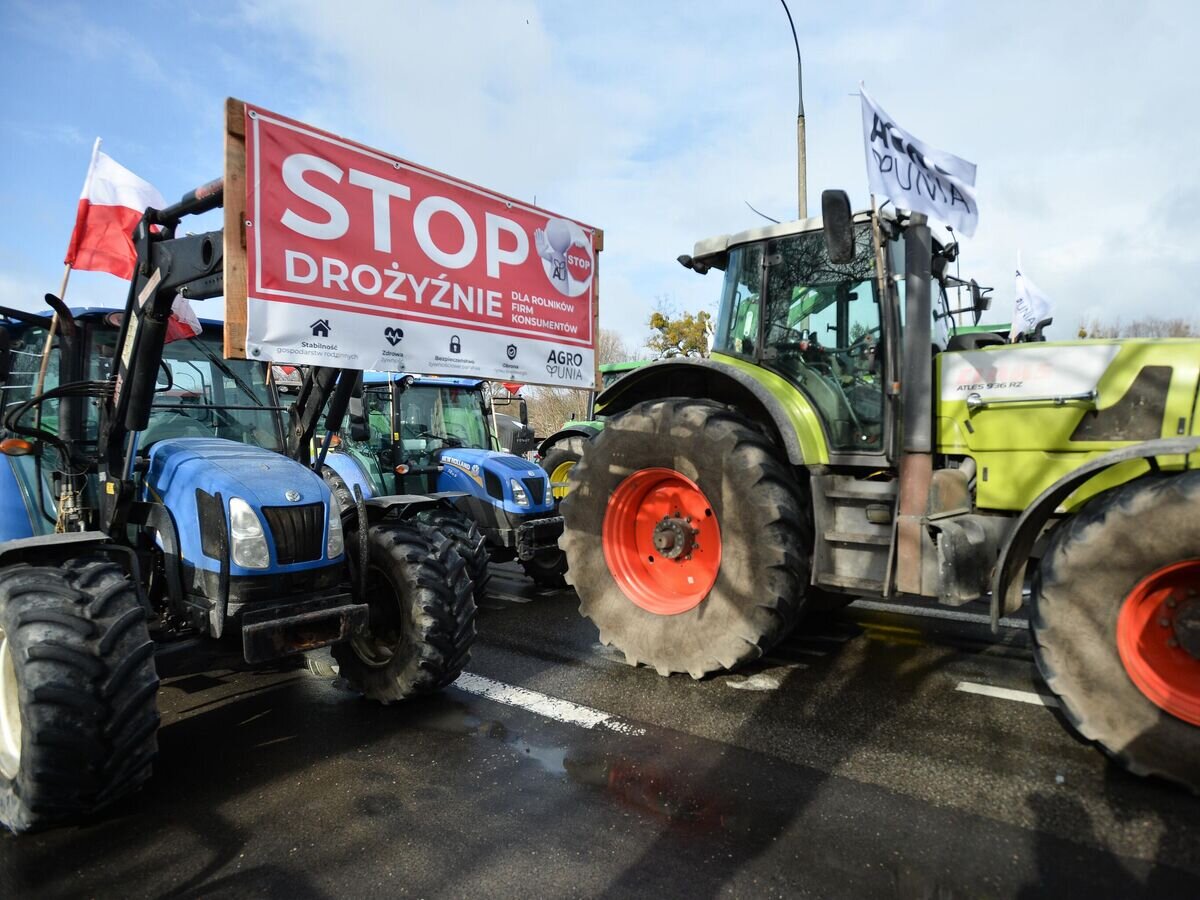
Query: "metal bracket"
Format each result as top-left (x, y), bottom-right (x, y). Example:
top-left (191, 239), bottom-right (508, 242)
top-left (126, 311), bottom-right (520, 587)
top-left (967, 389), bottom-right (1097, 413)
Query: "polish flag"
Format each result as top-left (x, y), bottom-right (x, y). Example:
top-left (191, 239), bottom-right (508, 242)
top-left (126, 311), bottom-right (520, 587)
top-left (64, 139), bottom-right (165, 279)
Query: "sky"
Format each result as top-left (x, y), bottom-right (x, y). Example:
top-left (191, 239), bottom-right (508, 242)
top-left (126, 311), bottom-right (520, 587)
top-left (2, 0), bottom-right (1197, 352)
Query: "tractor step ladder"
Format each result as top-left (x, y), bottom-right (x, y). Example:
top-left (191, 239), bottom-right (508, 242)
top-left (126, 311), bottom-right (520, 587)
top-left (810, 474), bottom-right (897, 597)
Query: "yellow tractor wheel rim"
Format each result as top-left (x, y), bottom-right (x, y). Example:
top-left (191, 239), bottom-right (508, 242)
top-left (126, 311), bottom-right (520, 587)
top-left (551, 459), bottom-right (576, 499)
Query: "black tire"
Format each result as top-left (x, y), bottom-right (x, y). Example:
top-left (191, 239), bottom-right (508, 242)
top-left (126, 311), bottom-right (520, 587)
top-left (414, 507), bottom-right (491, 604)
top-left (560, 399), bottom-right (811, 678)
top-left (320, 465), bottom-right (358, 515)
top-left (1031, 471), bottom-right (1200, 791)
top-left (0, 557), bottom-right (159, 833)
top-left (332, 523), bottom-right (476, 702)
top-left (521, 550), bottom-right (569, 590)
top-left (541, 437), bottom-right (587, 499)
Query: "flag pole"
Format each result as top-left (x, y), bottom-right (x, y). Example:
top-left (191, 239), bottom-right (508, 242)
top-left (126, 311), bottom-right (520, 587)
top-left (36, 138), bottom-right (100, 395)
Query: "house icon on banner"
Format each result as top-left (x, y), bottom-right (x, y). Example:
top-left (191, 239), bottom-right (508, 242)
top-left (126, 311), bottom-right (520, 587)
top-left (310, 319), bottom-right (331, 337)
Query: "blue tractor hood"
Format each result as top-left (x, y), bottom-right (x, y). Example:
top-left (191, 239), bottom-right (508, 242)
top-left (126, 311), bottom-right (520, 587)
top-left (145, 438), bottom-right (338, 575)
top-left (437, 448), bottom-right (555, 515)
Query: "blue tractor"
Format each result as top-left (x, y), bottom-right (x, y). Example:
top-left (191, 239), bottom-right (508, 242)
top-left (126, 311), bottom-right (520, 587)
top-left (0, 182), bottom-right (474, 833)
top-left (320, 373), bottom-right (567, 590)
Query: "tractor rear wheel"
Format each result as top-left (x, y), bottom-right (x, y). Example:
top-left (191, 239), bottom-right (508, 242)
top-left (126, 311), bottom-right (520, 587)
top-left (1032, 470), bottom-right (1200, 791)
top-left (413, 507), bottom-right (491, 604)
top-left (561, 399), bottom-right (811, 678)
top-left (333, 524), bottom-right (476, 702)
top-left (541, 437), bottom-right (587, 500)
top-left (0, 557), bottom-right (159, 833)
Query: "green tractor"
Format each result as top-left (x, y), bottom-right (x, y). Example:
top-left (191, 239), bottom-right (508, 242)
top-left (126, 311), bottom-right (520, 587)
top-left (538, 360), bottom-right (648, 499)
top-left (560, 191), bottom-right (1200, 789)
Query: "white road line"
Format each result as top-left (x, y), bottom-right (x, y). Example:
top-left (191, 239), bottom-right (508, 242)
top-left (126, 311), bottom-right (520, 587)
top-left (850, 599), bottom-right (1027, 630)
top-left (455, 673), bottom-right (645, 736)
top-left (955, 681), bottom-right (1059, 708)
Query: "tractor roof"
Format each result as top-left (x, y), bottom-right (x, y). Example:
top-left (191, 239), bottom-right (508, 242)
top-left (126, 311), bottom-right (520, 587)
top-left (691, 210), bottom-right (875, 270)
top-left (362, 372), bottom-right (484, 390)
top-left (599, 360), bottom-right (647, 373)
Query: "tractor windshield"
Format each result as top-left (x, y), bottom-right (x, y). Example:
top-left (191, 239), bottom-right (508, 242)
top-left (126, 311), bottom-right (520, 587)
top-left (396, 384), bottom-right (490, 465)
top-left (90, 325), bottom-right (284, 451)
top-left (713, 223), bottom-right (884, 452)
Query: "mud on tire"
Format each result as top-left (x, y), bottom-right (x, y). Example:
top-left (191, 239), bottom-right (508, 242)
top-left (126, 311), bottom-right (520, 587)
top-left (333, 523), bottom-right (476, 702)
top-left (413, 507), bottom-right (491, 604)
top-left (1031, 470), bottom-right (1200, 792)
top-left (0, 557), bottom-right (159, 833)
top-left (560, 399), bottom-right (811, 678)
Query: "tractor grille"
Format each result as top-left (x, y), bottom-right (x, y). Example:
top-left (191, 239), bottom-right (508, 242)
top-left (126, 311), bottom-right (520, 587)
top-left (261, 503), bottom-right (324, 564)
top-left (522, 477), bottom-right (546, 506)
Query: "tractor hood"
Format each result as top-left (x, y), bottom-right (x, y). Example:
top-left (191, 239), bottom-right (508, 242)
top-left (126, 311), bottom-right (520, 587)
top-left (144, 438), bottom-right (337, 575)
top-left (146, 438), bottom-right (330, 508)
top-left (437, 448), bottom-right (555, 514)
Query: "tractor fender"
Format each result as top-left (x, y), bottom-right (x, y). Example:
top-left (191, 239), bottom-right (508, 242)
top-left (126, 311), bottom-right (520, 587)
top-left (594, 358), bottom-right (814, 466)
top-left (990, 436), bottom-right (1200, 630)
top-left (362, 491), bottom-right (468, 522)
top-left (323, 449), bottom-right (376, 501)
top-left (537, 424), bottom-right (602, 458)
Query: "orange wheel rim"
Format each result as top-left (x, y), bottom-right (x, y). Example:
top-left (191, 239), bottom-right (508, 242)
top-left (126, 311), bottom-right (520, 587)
top-left (1116, 559), bottom-right (1200, 726)
top-left (602, 468), bottom-right (721, 615)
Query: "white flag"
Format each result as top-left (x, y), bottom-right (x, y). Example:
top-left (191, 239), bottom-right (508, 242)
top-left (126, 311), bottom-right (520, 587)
top-left (860, 86), bottom-right (979, 237)
top-left (1011, 256), bottom-right (1054, 341)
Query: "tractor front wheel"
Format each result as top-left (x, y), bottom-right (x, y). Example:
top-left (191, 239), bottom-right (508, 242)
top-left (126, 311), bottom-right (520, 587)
top-left (333, 524), bottom-right (476, 702)
top-left (560, 399), bottom-right (811, 678)
top-left (1032, 470), bottom-right (1200, 791)
top-left (541, 436), bottom-right (587, 500)
top-left (0, 557), bottom-right (159, 832)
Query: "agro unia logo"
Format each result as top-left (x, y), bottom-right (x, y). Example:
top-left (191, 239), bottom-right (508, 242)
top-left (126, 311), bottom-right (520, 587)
top-left (534, 217), bottom-right (593, 298)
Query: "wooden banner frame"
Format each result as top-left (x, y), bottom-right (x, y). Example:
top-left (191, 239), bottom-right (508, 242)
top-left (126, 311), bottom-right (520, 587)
top-left (223, 97), bottom-right (249, 359)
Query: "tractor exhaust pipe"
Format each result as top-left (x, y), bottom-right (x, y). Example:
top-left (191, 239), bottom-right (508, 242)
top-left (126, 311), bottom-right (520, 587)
top-left (895, 213), bottom-right (933, 596)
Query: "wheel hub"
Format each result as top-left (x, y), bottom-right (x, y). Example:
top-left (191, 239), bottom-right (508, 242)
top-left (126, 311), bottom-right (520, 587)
top-left (1173, 595), bottom-right (1200, 659)
top-left (602, 467), bottom-right (722, 616)
top-left (652, 516), bottom-right (698, 561)
top-left (1116, 559), bottom-right (1200, 726)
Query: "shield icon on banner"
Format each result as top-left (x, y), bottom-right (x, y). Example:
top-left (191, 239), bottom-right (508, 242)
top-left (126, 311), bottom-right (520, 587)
top-left (506, 344), bottom-right (517, 360)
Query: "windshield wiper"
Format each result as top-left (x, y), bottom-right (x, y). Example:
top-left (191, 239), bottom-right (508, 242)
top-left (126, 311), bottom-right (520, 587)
top-left (189, 338), bottom-right (265, 407)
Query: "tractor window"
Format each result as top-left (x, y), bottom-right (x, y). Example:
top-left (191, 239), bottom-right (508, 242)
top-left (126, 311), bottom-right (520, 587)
top-left (713, 244), bottom-right (764, 358)
top-left (1, 324), bottom-right (59, 435)
top-left (88, 328), bottom-right (284, 451)
top-left (761, 226), bottom-right (884, 452)
top-left (397, 385), bottom-right (489, 466)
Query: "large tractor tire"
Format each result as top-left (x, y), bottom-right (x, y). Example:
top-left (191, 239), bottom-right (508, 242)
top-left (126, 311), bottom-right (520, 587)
top-left (333, 523), bottom-right (476, 702)
top-left (413, 507), bottom-right (491, 604)
top-left (560, 399), bottom-right (811, 678)
top-left (0, 557), bottom-right (159, 833)
top-left (541, 436), bottom-right (587, 500)
top-left (1031, 471), bottom-right (1200, 792)
top-left (521, 549), bottom-right (569, 590)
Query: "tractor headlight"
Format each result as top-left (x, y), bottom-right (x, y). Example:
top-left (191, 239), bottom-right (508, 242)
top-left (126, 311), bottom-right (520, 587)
top-left (510, 478), bottom-right (530, 507)
top-left (228, 497), bottom-right (270, 569)
top-left (326, 507), bottom-right (344, 559)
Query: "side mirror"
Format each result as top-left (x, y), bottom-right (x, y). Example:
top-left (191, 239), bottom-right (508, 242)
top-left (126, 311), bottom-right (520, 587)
top-left (821, 190), bottom-right (855, 265)
top-left (347, 395), bottom-right (366, 425)
top-left (518, 397), bottom-right (528, 427)
top-left (350, 422), bottom-right (370, 442)
top-left (969, 279), bottom-right (992, 325)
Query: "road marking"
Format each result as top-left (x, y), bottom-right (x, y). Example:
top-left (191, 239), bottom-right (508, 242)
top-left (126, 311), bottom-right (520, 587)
top-left (955, 681), bottom-right (1059, 708)
top-left (851, 599), bottom-right (1027, 630)
top-left (455, 672), bottom-right (645, 736)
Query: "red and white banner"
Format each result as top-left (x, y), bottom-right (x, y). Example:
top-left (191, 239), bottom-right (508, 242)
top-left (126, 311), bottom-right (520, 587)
top-left (65, 139), bottom-right (166, 279)
top-left (242, 104), bottom-right (597, 387)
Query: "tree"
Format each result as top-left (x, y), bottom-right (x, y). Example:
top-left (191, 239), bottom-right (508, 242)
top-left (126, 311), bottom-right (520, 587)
top-left (1077, 317), bottom-right (1197, 339)
top-left (520, 327), bottom-right (637, 438)
top-left (647, 309), bottom-right (712, 357)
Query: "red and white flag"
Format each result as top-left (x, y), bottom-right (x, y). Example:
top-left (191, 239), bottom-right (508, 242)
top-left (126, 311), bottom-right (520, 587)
top-left (64, 139), bottom-right (165, 280)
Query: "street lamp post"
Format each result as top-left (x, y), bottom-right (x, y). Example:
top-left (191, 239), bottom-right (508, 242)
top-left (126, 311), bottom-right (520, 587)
top-left (780, 0), bottom-right (806, 220)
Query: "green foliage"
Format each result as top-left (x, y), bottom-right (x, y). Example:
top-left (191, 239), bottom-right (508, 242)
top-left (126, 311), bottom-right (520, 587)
top-left (647, 309), bottom-right (712, 357)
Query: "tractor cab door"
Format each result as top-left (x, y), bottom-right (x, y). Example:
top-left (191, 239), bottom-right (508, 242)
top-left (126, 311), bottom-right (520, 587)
top-left (713, 221), bottom-right (896, 464)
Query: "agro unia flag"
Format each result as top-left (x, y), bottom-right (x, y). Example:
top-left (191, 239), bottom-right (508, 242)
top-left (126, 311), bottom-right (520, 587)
top-left (1011, 255), bottom-right (1055, 341)
top-left (860, 86), bottom-right (979, 237)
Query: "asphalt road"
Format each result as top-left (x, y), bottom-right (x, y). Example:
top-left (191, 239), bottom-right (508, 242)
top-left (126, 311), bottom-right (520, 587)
top-left (2, 565), bottom-right (1198, 898)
